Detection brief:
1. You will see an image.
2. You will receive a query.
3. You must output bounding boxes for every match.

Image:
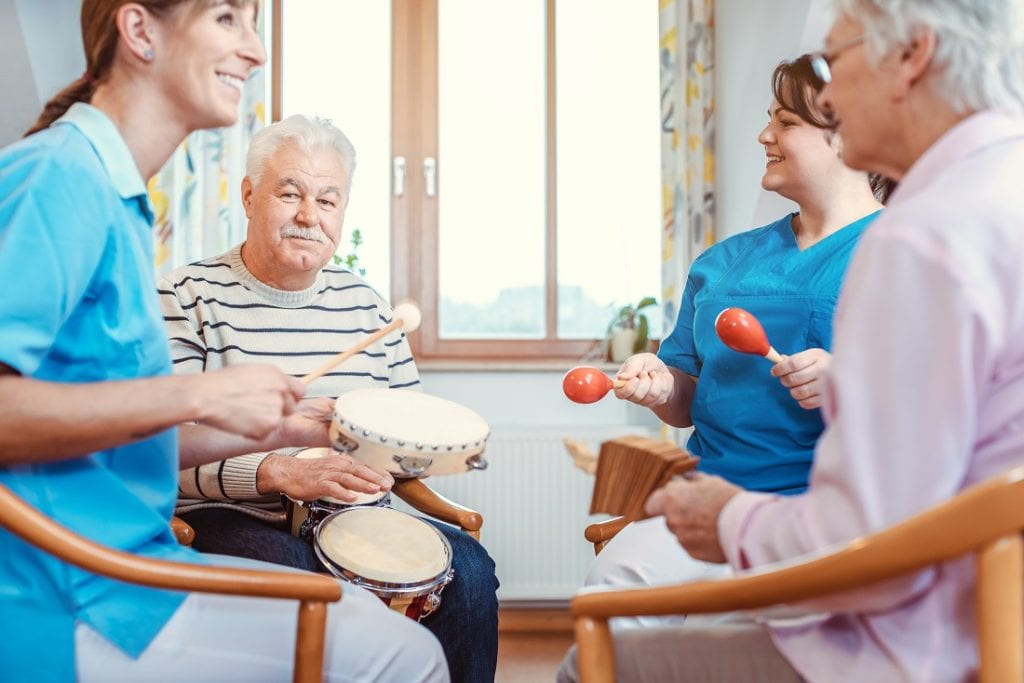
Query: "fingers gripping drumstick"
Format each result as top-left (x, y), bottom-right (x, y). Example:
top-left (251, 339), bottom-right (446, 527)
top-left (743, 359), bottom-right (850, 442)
top-left (301, 302), bottom-right (422, 385)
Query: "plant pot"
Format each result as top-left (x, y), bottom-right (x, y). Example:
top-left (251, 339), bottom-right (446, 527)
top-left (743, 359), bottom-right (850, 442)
top-left (608, 328), bottom-right (638, 363)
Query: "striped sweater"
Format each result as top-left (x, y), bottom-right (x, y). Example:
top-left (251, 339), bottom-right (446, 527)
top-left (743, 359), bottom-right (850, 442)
top-left (158, 244), bottom-right (421, 517)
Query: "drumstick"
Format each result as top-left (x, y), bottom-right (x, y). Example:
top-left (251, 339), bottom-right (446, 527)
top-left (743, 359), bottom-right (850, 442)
top-left (301, 301), bottom-right (423, 385)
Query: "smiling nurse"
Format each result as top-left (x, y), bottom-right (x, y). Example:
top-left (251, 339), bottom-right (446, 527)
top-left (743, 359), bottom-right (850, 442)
top-left (0, 2), bottom-right (446, 682)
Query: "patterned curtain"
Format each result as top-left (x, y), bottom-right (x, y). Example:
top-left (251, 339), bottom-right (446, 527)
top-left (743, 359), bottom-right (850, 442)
top-left (148, 20), bottom-right (267, 275)
top-left (659, 0), bottom-right (714, 442)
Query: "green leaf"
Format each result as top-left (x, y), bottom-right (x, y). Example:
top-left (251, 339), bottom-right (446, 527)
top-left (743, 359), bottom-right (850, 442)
top-left (634, 314), bottom-right (650, 352)
top-left (635, 296), bottom-right (657, 311)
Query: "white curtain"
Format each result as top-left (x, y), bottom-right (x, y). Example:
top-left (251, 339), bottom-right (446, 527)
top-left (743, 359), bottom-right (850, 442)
top-left (659, 0), bottom-right (715, 442)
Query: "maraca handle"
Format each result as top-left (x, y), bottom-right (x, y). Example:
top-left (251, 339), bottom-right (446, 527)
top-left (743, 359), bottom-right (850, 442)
top-left (765, 347), bottom-right (785, 364)
top-left (612, 379), bottom-right (627, 389)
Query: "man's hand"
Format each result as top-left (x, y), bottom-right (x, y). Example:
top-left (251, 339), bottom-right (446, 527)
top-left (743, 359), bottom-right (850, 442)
top-left (644, 473), bottom-right (742, 563)
top-left (613, 353), bottom-right (675, 407)
top-left (771, 348), bottom-right (832, 409)
top-left (257, 450), bottom-right (394, 501)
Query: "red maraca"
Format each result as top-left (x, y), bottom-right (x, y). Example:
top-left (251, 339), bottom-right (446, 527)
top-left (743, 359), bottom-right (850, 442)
top-left (714, 307), bottom-right (785, 363)
top-left (563, 366), bottom-right (627, 404)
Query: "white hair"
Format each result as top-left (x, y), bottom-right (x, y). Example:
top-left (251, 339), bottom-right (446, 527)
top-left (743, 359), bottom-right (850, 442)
top-left (831, 0), bottom-right (1024, 115)
top-left (245, 114), bottom-right (357, 192)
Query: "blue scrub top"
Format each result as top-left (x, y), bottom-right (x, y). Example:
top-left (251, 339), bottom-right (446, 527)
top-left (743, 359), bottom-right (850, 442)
top-left (0, 104), bottom-right (203, 682)
top-left (659, 212), bottom-right (878, 494)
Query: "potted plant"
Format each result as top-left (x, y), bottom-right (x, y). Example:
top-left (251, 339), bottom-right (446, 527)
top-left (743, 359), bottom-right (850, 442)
top-left (607, 296), bottom-right (657, 362)
top-left (333, 228), bottom-right (366, 276)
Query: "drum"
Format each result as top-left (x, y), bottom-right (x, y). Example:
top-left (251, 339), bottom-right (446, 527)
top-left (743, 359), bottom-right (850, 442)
top-left (329, 388), bottom-right (490, 477)
top-left (283, 447), bottom-right (390, 543)
top-left (314, 506), bottom-right (454, 620)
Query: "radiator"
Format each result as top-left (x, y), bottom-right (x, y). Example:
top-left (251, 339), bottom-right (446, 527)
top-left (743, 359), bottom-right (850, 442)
top-left (392, 425), bottom-right (656, 602)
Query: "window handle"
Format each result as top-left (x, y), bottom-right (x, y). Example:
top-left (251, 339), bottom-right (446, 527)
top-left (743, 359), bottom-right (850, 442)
top-left (423, 157), bottom-right (437, 198)
top-left (393, 156), bottom-right (406, 196)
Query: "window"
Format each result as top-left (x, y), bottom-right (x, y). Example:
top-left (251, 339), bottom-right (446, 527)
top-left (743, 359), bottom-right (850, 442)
top-left (274, 0), bottom-right (662, 360)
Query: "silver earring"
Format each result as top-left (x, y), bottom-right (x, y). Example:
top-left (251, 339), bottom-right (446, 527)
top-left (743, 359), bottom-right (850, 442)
top-left (143, 48), bottom-right (155, 61)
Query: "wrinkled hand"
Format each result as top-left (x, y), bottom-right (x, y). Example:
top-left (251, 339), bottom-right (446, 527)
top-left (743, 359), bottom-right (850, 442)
top-left (771, 348), bottom-right (832, 409)
top-left (613, 353), bottom-right (674, 407)
top-left (644, 473), bottom-right (742, 563)
top-left (191, 365), bottom-right (306, 440)
top-left (258, 450), bottom-right (394, 501)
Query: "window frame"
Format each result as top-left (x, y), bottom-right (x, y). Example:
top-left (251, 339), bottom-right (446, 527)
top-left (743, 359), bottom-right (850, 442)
top-left (271, 0), bottom-right (622, 361)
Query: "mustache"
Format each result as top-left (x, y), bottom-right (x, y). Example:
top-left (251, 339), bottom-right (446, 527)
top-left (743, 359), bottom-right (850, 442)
top-left (280, 225), bottom-right (328, 243)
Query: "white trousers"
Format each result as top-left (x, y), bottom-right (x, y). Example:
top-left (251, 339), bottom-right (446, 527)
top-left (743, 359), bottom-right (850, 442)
top-left (75, 554), bottom-right (449, 683)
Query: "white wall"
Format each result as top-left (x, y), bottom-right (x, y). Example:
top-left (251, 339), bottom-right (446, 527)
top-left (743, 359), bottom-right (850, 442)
top-left (0, 0), bottom-right (82, 146)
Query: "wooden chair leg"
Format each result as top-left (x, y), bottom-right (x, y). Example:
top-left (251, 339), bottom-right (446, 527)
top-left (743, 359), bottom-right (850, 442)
top-left (575, 616), bottom-right (615, 683)
top-left (977, 534), bottom-right (1023, 683)
top-left (294, 600), bottom-right (329, 683)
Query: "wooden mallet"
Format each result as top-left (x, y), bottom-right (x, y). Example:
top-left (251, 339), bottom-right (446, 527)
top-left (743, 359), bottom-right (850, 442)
top-left (301, 301), bottom-right (422, 385)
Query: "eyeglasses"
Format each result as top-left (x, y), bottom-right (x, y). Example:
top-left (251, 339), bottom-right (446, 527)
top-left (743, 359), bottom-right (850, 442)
top-left (808, 35), bottom-right (865, 90)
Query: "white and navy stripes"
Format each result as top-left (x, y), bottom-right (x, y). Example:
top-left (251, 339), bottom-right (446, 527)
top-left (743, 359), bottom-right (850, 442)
top-left (159, 244), bottom-right (421, 513)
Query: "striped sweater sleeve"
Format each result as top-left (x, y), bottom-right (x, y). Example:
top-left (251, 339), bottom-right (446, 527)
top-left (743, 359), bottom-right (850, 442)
top-left (158, 269), bottom-right (268, 501)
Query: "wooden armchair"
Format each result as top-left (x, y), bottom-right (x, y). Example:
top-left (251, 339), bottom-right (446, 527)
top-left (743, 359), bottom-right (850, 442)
top-left (572, 467), bottom-right (1024, 683)
top-left (584, 516), bottom-right (629, 555)
top-left (393, 477), bottom-right (484, 539)
top-left (0, 483), bottom-right (341, 683)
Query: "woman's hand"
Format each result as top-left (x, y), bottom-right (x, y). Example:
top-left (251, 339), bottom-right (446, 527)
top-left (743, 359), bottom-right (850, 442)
top-left (613, 353), bottom-right (675, 407)
top-left (771, 348), bottom-right (832, 409)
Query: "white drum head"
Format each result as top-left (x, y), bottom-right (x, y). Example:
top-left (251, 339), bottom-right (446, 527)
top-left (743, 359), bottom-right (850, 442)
top-left (317, 507), bottom-right (450, 584)
top-left (330, 389), bottom-right (490, 476)
top-left (334, 389), bottom-right (489, 448)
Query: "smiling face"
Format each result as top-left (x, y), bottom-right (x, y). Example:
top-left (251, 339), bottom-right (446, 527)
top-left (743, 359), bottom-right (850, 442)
top-left (154, 2), bottom-right (266, 131)
top-left (757, 98), bottom-right (839, 201)
top-left (240, 141), bottom-right (350, 290)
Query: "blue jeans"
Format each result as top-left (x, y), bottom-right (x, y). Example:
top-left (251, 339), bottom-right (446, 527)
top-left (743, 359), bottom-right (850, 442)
top-left (180, 507), bottom-right (499, 683)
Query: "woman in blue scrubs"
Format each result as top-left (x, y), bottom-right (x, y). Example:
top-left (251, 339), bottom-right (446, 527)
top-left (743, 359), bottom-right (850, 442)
top-left (0, 2), bottom-right (446, 682)
top-left (584, 56), bottom-right (890, 602)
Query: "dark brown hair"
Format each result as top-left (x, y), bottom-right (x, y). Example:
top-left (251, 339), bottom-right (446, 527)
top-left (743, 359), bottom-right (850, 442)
top-left (25, 0), bottom-right (256, 137)
top-left (770, 55), bottom-right (896, 203)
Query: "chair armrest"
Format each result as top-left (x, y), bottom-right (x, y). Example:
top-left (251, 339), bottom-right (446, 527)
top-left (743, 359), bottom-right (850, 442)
top-left (574, 467), bottom-right (1024, 619)
top-left (0, 483), bottom-right (340, 602)
top-left (170, 516), bottom-right (196, 546)
top-left (584, 516), bottom-right (629, 555)
top-left (392, 478), bottom-right (484, 539)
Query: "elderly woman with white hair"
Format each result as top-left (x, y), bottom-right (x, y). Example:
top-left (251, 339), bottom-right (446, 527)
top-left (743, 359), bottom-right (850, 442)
top-left (560, 0), bottom-right (1024, 681)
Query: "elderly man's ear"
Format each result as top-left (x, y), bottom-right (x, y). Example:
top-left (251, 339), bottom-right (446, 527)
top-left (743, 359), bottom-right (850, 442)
top-left (240, 177), bottom-right (255, 219)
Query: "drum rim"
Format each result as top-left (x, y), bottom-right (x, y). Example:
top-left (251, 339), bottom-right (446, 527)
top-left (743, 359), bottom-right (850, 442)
top-left (313, 507), bottom-right (454, 594)
top-left (332, 388), bottom-right (490, 454)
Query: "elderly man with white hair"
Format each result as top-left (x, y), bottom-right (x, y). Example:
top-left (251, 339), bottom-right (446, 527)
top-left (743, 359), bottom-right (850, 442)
top-left (159, 114), bottom-right (499, 683)
top-left (560, 0), bottom-right (1024, 681)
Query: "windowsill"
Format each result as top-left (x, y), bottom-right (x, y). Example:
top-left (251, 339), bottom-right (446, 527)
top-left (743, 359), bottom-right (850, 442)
top-left (416, 359), bottom-right (621, 372)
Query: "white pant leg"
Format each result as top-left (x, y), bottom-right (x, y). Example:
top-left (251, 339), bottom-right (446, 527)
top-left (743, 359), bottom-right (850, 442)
top-left (585, 517), bottom-right (732, 628)
top-left (76, 554), bottom-right (449, 683)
